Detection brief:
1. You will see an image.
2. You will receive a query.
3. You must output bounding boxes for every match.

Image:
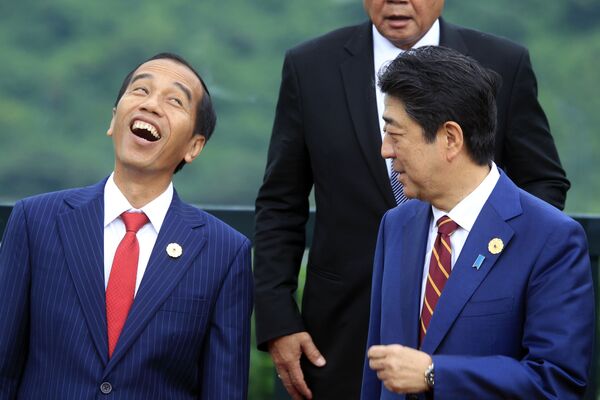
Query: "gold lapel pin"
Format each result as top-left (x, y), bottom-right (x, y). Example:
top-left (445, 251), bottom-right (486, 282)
top-left (166, 243), bottom-right (183, 259)
top-left (488, 238), bottom-right (504, 255)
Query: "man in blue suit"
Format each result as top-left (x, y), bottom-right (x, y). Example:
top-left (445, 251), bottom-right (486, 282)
top-left (0, 53), bottom-right (253, 399)
top-left (361, 46), bottom-right (594, 399)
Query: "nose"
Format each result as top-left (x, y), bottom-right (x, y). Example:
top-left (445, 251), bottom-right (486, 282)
top-left (381, 133), bottom-right (395, 160)
top-left (139, 94), bottom-right (163, 116)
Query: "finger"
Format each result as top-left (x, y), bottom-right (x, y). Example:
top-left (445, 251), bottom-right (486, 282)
top-left (368, 345), bottom-right (388, 358)
top-left (278, 370), bottom-right (304, 400)
top-left (271, 347), bottom-right (308, 397)
top-left (288, 363), bottom-right (313, 399)
top-left (300, 336), bottom-right (326, 367)
top-left (369, 358), bottom-right (384, 371)
top-left (383, 380), bottom-right (396, 394)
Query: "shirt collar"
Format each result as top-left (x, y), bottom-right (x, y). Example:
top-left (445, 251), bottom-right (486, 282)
top-left (373, 19), bottom-right (440, 73)
top-left (104, 172), bottom-right (174, 233)
top-left (431, 162), bottom-right (500, 232)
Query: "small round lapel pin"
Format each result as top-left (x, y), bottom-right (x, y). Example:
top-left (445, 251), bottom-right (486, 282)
top-left (488, 238), bottom-right (504, 255)
top-left (166, 243), bottom-right (183, 259)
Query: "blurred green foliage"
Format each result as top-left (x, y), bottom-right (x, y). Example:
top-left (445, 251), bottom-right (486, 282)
top-left (1, 1), bottom-right (598, 398)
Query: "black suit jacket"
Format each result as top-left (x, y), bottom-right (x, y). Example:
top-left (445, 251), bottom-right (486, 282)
top-left (254, 19), bottom-right (569, 399)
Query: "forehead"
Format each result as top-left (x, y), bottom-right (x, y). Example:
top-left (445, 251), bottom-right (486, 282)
top-left (131, 59), bottom-right (204, 102)
top-left (383, 95), bottom-right (407, 117)
top-left (383, 95), bottom-right (421, 127)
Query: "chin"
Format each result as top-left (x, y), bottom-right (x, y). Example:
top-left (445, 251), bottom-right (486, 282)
top-left (402, 187), bottom-right (416, 200)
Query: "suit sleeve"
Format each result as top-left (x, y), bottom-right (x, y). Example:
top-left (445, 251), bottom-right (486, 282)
top-left (200, 238), bottom-right (253, 400)
top-left (501, 49), bottom-right (570, 209)
top-left (432, 219), bottom-right (594, 399)
top-left (253, 51), bottom-right (313, 349)
top-left (0, 201), bottom-right (30, 399)
top-left (360, 212), bottom-right (388, 400)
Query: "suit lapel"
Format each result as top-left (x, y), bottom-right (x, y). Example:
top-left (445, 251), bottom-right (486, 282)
top-left (439, 18), bottom-right (469, 55)
top-left (58, 179), bottom-right (109, 364)
top-left (421, 173), bottom-right (521, 353)
top-left (397, 204), bottom-right (431, 348)
top-left (340, 22), bottom-right (396, 208)
top-left (105, 192), bottom-right (207, 372)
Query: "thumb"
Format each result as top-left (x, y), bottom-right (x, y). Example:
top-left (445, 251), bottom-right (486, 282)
top-left (301, 336), bottom-right (326, 367)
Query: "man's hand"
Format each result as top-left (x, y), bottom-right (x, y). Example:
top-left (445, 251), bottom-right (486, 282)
top-left (268, 332), bottom-right (326, 400)
top-left (367, 344), bottom-right (432, 394)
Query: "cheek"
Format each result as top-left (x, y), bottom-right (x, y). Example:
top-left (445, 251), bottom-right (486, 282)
top-left (167, 119), bottom-right (193, 142)
top-left (403, 151), bottom-right (427, 174)
top-left (367, 3), bottom-right (383, 21)
top-left (393, 141), bottom-right (406, 155)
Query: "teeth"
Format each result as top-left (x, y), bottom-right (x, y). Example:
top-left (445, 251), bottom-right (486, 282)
top-left (132, 120), bottom-right (160, 139)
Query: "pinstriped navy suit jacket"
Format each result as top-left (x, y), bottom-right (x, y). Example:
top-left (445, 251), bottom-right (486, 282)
top-left (0, 178), bottom-right (253, 399)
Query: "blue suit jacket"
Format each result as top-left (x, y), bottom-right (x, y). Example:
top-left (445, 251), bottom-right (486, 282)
top-left (361, 172), bottom-right (594, 399)
top-left (0, 179), bottom-right (253, 399)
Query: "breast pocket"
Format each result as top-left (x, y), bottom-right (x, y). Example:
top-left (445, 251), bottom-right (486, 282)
top-left (461, 297), bottom-right (514, 317)
top-left (159, 296), bottom-right (208, 317)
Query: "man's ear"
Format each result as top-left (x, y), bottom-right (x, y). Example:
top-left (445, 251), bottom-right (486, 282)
top-left (441, 121), bottom-right (464, 161)
top-left (106, 107), bottom-right (117, 137)
top-left (183, 135), bottom-right (206, 164)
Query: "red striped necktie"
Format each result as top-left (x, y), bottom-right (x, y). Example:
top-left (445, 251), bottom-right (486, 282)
top-left (106, 211), bottom-right (149, 357)
top-left (420, 215), bottom-right (459, 345)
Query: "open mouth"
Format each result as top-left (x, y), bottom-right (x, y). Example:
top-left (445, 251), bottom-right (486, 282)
top-left (131, 119), bottom-right (161, 142)
top-left (386, 15), bottom-right (411, 24)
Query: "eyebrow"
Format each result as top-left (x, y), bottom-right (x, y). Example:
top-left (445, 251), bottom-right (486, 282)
top-left (131, 73), bottom-right (152, 85)
top-left (382, 115), bottom-right (396, 126)
top-left (174, 82), bottom-right (192, 103)
top-left (382, 116), bottom-right (405, 132)
top-left (130, 73), bottom-right (192, 103)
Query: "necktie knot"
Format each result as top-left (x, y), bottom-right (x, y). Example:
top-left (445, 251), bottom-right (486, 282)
top-left (121, 212), bottom-right (149, 233)
top-left (436, 215), bottom-right (458, 236)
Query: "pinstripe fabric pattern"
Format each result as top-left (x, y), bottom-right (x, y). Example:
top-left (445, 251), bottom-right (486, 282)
top-left (0, 179), bottom-right (253, 399)
top-left (389, 166), bottom-right (408, 205)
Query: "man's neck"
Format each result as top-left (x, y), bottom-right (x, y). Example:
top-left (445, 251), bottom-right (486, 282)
top-left (112, 168), bottom-right (172, 209)
top-left (432, 163), bottom-right (491, 212)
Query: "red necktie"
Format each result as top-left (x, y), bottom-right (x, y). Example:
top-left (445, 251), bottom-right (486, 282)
top-left (420, 215), bottom-right (459, 344)
top-left (106, 211), bottom-right (149, 357)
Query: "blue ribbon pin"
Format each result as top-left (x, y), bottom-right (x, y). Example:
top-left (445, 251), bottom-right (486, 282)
top-left (472, 254), bottom-right (485, 270)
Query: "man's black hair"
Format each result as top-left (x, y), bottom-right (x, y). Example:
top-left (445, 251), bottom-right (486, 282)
top-left (378, 45), bottom-right (500, 165)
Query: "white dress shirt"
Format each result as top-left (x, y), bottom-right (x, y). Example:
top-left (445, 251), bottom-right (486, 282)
top-left (419, 163), bottom-right (501, 310)
top-left (103, 173), bottom-right (173, 295)
top-left (372, 20), bottom-right (440, 177)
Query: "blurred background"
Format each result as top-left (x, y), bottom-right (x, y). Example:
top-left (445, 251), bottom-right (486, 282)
top-left (1, 0), bottom-right (598, 397)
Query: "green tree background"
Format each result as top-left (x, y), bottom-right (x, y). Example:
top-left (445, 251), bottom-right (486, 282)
top-left (1, 1), bottom-right (598, 398)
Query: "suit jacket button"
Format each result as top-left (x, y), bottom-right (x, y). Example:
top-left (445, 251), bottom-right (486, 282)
top-left (100, 382), bottom-right (112, 394)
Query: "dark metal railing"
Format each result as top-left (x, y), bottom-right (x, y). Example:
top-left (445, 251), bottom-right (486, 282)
top-left (1, 204), bottom-right (598, 399)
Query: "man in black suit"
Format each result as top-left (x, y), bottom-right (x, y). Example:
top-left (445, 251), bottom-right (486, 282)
top-left (254, 1), bottom-right (570, 398)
